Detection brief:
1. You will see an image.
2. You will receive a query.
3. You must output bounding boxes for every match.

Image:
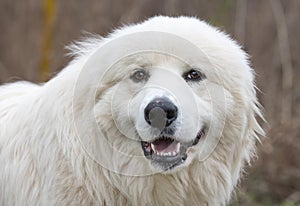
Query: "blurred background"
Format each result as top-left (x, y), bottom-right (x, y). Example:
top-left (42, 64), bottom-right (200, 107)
top-left (0, 0), bottom-right (299, 205)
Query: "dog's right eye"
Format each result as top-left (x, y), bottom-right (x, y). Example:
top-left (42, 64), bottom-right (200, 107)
top-left (130, 69), bottom-right (149, 83)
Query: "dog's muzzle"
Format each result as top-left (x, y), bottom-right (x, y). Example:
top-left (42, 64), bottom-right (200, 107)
top-left (141, 97), bottom-right (205, 170)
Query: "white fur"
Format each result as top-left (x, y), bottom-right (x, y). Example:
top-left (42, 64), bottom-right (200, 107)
top-left (0, 16), bottom-right (264, 205)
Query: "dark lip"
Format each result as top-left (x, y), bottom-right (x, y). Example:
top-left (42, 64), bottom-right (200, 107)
top-left (141, 129), bottom-right (205, 171)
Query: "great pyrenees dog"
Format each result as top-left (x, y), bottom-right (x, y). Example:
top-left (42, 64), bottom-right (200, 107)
top-left (0, 16), bottom-right (264, 205)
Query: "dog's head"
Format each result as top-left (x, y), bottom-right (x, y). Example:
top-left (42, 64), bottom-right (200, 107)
top-left (72, 16), bottom-right (263, 177)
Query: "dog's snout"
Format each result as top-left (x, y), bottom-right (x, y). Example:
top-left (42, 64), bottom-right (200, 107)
top-left (144, 97), bottom-right (178, 128)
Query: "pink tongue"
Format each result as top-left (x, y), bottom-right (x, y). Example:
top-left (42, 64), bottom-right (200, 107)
top-left (152, 139), bottom-right (178, 153)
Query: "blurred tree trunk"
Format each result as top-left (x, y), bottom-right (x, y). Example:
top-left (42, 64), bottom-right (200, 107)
top-left (234, 0), bottom-right (247, 44)
top-left (269, 0), bottom-right (294, 124)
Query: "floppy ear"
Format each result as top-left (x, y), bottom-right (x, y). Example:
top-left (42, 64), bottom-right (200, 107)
top-left (239, 63), bottom-right (265, 162)
top-left (228, 70), bottom-right (265, 185)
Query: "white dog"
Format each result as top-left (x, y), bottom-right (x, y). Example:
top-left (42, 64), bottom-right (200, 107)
top-left (0, 16), bottom-right (264, 205)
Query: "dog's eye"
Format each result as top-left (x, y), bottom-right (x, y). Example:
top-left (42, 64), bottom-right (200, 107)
top-left (183, 69), bottom-right (205, 82)
top-left (131, 69), bottom-right (149, 82)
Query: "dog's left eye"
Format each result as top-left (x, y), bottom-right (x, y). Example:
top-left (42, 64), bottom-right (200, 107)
top-left (130, 69), bottom-right (149, 82)
top-left (183, 69), bottom-right (205, 82)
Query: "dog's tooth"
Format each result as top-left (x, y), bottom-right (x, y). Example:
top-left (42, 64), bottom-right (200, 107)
top-left (176, 143), bottom-right (180, 153)
top-left (151, 143), bottom-right (156, 152)
top-left (172, 151), bottom-right (176, 156)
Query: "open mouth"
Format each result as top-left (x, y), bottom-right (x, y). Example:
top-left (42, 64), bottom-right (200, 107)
top-left (141, 130), bottom-right (205, 170)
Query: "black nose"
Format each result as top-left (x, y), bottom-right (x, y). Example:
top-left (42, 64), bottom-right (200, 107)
top-left (144, 97), bottom-right (178, 128)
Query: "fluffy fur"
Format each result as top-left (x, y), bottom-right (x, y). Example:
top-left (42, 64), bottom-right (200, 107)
top-left (0, 16), bottom-right (264, 205)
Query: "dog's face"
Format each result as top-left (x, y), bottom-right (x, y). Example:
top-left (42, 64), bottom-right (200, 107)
top-left (93, 52), bottom-right (234, 173)
top-left (126, 54), bottom-right (210, 171)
